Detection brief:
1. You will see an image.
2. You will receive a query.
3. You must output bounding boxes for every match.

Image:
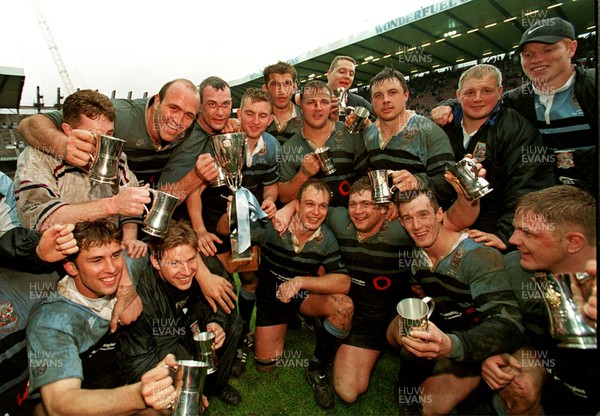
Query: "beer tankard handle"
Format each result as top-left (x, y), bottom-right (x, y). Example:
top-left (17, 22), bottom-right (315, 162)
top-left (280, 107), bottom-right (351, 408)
top-left (386, 170), bottom-right (399, 192)
top-left (142, 188), bottom-right (158, 215)
top-left (343, 106), bottom-right (356, 123)
top-left (85, 131), bottom-right (101, 167)
top-left (86, 142), bottom-right (98, 170)
top-left (87, 152), bottom-right (95, 169)
top-left (422, 296), bottom-right (435, 319)
top-left (162, 364), bottom-right (180, 410)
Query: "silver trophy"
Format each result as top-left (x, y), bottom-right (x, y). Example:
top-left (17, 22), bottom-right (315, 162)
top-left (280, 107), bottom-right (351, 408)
top-left (88, 135), bottom-right (126, 184)
top-left (334, 87), bottom-right (348, 116)
top-left (446, 157), bottom-right (493, 200)
top-left (211, 133), bottom-right (246, 190)
top-left (210, 163), bottom-right (227, 188)
top-left (211, 133), bottom-right (255, 262)
top-left (532, 272), bottom-right (596, 349)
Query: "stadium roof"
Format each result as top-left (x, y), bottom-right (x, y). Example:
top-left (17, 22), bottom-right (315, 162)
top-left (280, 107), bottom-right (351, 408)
top-left (0, 66), bottom-right (25, 109)
top-left (228, 0), bottom-right (596, 106)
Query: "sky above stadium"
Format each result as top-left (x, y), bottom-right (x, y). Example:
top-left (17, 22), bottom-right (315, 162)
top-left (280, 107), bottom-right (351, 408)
top-left (3, 0), bottom-right (438, 107)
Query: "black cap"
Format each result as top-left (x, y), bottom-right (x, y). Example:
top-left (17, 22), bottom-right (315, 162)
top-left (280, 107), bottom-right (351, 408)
top-left (517, 17), bottom-right (575, 53)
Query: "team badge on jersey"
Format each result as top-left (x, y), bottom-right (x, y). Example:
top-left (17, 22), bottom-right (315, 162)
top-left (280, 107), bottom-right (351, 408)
top-left (450, 248), bottom-right (467, 271)
top-left (34, 361), bottom-right (48, 377)
top-left (0, 300), bottom-right (18, 332)
top-left (402, 126), bottom-right (418, 142)
top-left (555, 150), bottom-right (575, 169)
top-left (473, 142), bottom-right (486, 162)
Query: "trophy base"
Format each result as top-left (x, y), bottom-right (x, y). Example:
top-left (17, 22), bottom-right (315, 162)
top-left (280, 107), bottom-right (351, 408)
top-left (230, 247), bottom-right (253, 262)
top-left (557, 336), bottom-right (597, 349)
top-left (323, 167), bottom-right (337, 175)
top-left (225, 246), bottom-right (260, 274)
top-left (466, 186), bottom-right (493, 201)
top-left (142, 225), bottom-right (165, 237)
top-left (373, 197), bottom-right (392, 204)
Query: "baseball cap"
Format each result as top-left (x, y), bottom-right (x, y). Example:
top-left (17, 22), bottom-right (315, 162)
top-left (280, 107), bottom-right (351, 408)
top-left (517, 17), bottom-right (575, 53)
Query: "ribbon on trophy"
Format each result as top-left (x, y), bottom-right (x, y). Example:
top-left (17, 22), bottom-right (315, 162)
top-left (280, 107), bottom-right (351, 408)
top-left (231, 187), bottom-right (267, 256)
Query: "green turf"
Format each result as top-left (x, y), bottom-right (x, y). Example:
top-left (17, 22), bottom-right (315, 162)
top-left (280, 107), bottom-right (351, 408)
top-left (207, 324), bottom-right (401, 416)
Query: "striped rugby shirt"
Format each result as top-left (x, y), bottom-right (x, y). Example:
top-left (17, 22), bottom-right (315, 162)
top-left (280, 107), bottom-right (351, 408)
top-left (279, 122), bottom-right (368, 207)
top-left (252, 220), bottom-right (348, 288)
top-left (327, 206), bottom-right (413, 311)
top-left (14, 146), bottom-right (138, 230)
top-left (362, 113), bottom-right (455, 202)
top-left (410, 233), bottom-right (524, 362)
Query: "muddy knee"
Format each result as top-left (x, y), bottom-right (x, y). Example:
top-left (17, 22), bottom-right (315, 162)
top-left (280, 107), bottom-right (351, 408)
top-left (329, 294), bottom-right (354, 329)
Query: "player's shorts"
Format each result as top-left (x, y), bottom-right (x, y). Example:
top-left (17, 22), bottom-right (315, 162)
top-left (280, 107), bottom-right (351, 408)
top-left (344, 304), bottom-right (396, 350)
top-left (255, 274), bottom-right (309, 327)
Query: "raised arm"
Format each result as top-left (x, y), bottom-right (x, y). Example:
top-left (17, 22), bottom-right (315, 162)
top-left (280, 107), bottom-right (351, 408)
top-left (186, 185), bottom-right (223, 257)
top-left (158, 153), bottom-right (218, 203)
top-left (278, 154), bottom-right (320, 203)
top-left (0, 224), bottom-right (77, 272)
top-left (443, 171), bottom-right (480, 231)
top-left (42, 187), bottom-right (151, 231)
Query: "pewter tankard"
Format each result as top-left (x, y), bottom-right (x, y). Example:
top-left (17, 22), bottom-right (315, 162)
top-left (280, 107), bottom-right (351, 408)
top-left (194, 331), bottom-right (218, 375)
top-left (447, 157), bottom-right (493, 200)
top-left (171, 360), bottom-right (208, 415)
top-left (89, 135), bottom-right (126, 184)
top-left (368, 169), bottom-right (396, 204)
top-left (142, 189), bottom-right (180, 237)
top-left (314, 147), bottom-right (336, 175)
top-left (396, 297), bottom-right (436, 337)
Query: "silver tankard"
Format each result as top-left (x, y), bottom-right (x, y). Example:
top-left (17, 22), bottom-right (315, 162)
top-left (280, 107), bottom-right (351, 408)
top-left (368, 169), bottom-right (396, 204)
top-left (532, 272), bottom-right (596, 349)
top-left (396, 297), bottom-right (435, 338)
top-left (446, 157), bottom-right (492, 200)
top-left (347, 106), bottom-right (370, 134)
top-left (193, 331), bottom-right (218, 375)
top-left (171, 360), bottom-right (209, 415)
top-left (142, 189), bottom-right (180, 237)
top-left (313, 147), bottom-right (336, 175)
top-left (88, 135), bottom-right (126, 184)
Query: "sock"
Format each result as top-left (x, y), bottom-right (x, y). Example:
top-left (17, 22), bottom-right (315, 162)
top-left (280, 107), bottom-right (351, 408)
top-left (312, 319), bottom-right (349, 374)
top-left (238, 287), bottom-right (256, 336)
top-left (308, 356), bottom-right (321, 372)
